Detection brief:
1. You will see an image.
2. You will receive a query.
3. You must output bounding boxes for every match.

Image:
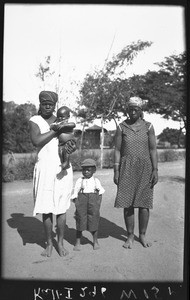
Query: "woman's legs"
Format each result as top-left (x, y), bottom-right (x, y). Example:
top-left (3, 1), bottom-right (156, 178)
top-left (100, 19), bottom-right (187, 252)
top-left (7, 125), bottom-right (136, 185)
top-left (123, 207), bottom-right (135, 249)
top-left (56, 213), bottom-right (69, 256)
top-left (41, 213), bottom-right (53, 257)
top-left (138, 208), bottom-right (152, 247)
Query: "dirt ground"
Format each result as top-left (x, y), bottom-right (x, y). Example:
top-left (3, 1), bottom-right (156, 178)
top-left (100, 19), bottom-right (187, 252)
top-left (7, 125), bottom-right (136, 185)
top-left (1, 160), bottom-right (186, 284)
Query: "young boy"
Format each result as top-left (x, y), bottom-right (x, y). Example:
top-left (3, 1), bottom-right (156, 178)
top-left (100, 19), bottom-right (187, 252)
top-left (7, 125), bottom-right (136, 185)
top-left (71, 158), bottom-right (105, 251)
top-left (50, 106), bottom-right (76, 170)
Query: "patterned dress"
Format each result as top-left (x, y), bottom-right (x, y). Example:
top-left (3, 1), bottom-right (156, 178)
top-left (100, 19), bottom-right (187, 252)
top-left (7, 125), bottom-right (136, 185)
top-left (30, 115), bottom-right (73, 216)
top-left (114, 119), bottom-right (154, 209)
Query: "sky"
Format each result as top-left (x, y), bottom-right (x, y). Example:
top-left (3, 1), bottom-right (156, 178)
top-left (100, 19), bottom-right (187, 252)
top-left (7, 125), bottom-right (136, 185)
top-left (3, 4), bottom-right (186, 134)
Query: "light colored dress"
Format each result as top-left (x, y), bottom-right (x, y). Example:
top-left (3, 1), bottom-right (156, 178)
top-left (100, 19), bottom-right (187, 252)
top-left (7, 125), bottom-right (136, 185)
top-left (30, 115), bottom-right (73, 216)
top-left (114, 119), bottom-right (154, 209)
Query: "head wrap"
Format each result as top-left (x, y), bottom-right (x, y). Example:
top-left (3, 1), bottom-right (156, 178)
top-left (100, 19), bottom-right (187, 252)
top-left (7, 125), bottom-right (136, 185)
top-left (127, 97), bottom-right (148, 109)
top-left (39, 91), bottom-right (58, 104)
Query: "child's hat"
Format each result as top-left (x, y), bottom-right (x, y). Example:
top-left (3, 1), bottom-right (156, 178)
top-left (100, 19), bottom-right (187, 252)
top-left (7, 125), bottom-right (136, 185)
top-left (81, 158), bottom-right (96, 167)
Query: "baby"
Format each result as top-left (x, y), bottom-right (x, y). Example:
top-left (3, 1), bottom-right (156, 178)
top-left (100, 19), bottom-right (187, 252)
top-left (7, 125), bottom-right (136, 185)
top-left (50, 106), bottom-right (76, 170)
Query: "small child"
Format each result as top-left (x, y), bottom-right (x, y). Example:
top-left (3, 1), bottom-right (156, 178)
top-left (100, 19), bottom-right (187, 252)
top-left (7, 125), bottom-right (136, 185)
top-left (50, 106), bottom-right (76, 170)
top-left (71, 158), bottom-right (105, 251)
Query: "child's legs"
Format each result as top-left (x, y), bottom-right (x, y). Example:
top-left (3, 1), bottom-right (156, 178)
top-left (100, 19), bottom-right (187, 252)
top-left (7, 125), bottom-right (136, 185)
top-left (59, 144), bottom-right (70, 168)
top-left (73, 230), bottom-right (82, 250)
top-left (75, 194), bottom-right (88, 231)
top-left (88, 194), bottom-right (102, 233)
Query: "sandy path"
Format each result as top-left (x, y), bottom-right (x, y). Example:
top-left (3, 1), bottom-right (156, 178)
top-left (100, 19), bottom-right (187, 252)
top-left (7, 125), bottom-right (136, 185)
top-left (1, 160), bottom-right (185, 283)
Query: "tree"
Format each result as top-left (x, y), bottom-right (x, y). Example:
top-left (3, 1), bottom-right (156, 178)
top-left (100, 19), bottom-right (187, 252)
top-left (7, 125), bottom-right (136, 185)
top-left (35, 56), bottom-right (55, 91)
top-left (78, 40), bottom-right (153, 122)
top-left (3, 102), bottom-right (37, 153)
top-left (77, 40), bottom-right (152, 167)
top-left (126, 52), bottom-right (187, 131)
top-left (157, 127), bottom-right (185, 148)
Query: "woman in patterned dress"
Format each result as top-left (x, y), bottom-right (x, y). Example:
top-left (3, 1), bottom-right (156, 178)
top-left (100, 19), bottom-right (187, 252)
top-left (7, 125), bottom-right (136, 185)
top-left (29, 91), bottom-right (76, 257)
top-left (114, 96), bottom-right (158, 249)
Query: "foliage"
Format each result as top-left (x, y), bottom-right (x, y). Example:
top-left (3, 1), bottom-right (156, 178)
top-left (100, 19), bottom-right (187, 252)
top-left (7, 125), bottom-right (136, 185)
top-left (2, 155), bottom-right (36, 182)
top-left (2, 149), bottom-right (185, 182)
top-left (77, 40), bottom-right (153, 123)
top-left (157, 127), bottom-right (185, 147)
top-left (35, 56), bottom-right (55, 84)
top-left (3, 101), bottom-right (37, 153)
top-left (127, 52), bottom-right (187, 130)
top-left (158, 149), bottom-right (185, 162)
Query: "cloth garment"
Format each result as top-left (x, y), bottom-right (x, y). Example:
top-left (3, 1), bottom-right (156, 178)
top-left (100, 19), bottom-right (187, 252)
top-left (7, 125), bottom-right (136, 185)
top-left (114, 119), bottom-right (154, 209)
top-left (39, 91), bottom-right (58, 104)
top-left (127, 96), bottom-right (148, 108)
top-left (71, 176), bottom-right (105, 200)
top-left (75, 193), bottom-right (102, 231)
top-left (30, 115), bottom-right (73, 216)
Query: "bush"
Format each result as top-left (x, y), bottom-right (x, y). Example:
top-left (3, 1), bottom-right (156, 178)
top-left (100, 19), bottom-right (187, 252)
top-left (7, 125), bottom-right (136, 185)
top-left (2, 148), bottom-right (186, 182)
top-left (158, 149), bottom-right (185, 162)
top-left (2, 156), bottom-right (36, 182)
top-left (2, 166), bottom-right (15, 182)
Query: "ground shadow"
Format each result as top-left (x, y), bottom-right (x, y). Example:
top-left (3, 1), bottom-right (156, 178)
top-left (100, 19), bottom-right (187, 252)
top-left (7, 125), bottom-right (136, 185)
top-left (98, 217), bottom-right (138, 242)
top-left (6, 213), bottom-right (92, 251)
top-left (6, 213), bottom-right (55, 250)
top-left (6, 213), bottom-right (138, 251)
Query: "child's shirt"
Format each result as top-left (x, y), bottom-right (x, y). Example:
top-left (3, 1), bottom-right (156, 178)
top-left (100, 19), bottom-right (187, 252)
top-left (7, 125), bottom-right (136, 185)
top-left (71, 176), bottom-right (105, 199)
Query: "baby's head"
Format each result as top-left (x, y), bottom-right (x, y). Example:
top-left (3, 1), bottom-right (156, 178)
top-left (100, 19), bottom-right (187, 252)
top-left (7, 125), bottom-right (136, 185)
top-left (81, 159), bottom-right (96, 179)
top-left (57, 106), bottom-right (71, 121)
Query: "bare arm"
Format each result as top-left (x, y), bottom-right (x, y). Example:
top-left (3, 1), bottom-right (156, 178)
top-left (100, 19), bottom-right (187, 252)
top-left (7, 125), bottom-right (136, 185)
top-left (29, 120), bottom-right (57, 148)
top-left (148, 124), bottom-right (158, 187)
top-left (113, 126), bottom-right (122, 184)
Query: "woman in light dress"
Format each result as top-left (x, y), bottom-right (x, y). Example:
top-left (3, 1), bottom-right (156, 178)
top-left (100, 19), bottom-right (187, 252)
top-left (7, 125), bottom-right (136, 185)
top-left (29, 91), bottom-right (76, 257)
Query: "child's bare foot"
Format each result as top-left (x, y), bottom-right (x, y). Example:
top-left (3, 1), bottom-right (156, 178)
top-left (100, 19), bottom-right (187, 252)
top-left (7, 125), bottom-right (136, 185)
top-left (123, 234), bottom-right (134, 249)
top-left (73, 243), bottom-right (81, 251)
top-left (93, 242), bottom-right (100, 250)
top-left (139, 234), bottom-right (152, 248)
top-left (41, 245), bottom-right (53, 257)
top-left (58, 244), bottom-right (69, 257)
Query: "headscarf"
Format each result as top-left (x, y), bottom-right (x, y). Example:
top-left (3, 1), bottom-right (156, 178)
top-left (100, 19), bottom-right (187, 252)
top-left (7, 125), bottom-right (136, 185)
top-left (39, 91), bottom-right (58, 104)
top-left (127, 96), bottom-right (148, 109)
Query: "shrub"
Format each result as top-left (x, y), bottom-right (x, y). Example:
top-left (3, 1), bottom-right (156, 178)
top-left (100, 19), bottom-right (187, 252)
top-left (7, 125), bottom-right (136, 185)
top-left (2, 166), bottom-right (15, 182)
top-left (2, 155), bottom-right (36, 182)
top-left (158, 149), bottom-right (185, 162)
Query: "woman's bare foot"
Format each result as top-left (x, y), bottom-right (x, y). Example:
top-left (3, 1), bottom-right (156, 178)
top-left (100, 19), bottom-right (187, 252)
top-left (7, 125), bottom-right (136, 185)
top-left (139, 234), bottom-right (152, 248)
top-left (41, 245), bottom-right (53, 257)
top-left (58, 244), bottom-right (69, 257)
top-left (93, 242), bottom-right (100, 250)
top-left (123, 234), bottom-right (134, 249)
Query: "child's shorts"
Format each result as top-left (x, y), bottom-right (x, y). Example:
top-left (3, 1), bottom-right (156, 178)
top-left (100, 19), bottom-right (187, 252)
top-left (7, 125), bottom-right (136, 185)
top-left (75, 192), bottom-right (102, 231)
